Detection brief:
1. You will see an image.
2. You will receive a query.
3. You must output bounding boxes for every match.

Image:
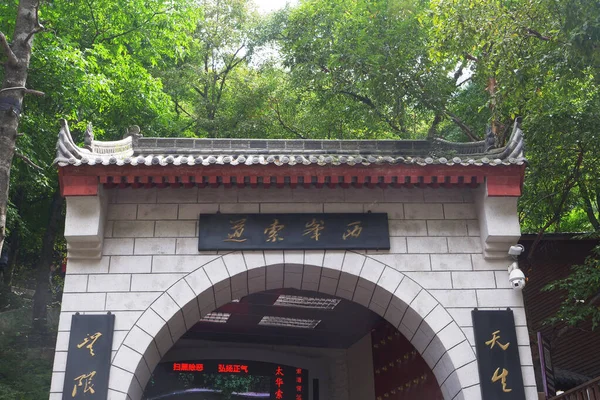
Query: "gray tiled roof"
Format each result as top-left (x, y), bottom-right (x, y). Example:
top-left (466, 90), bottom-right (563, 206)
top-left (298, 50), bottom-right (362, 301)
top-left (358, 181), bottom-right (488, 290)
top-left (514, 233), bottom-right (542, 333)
top-left (54, 120), bottom-right (525, 168)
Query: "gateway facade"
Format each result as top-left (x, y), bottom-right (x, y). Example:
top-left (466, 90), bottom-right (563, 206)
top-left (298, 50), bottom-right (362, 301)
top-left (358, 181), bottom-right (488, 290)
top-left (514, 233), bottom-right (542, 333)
top-left (50, 120), bottom-right (536, 399)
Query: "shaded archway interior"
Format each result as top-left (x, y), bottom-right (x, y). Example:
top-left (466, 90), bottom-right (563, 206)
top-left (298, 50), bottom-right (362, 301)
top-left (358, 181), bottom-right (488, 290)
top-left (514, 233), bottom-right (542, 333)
top-left (143, 288), bottom-right (444, 400)
top-left (185, 288), bottom-right (380, 348)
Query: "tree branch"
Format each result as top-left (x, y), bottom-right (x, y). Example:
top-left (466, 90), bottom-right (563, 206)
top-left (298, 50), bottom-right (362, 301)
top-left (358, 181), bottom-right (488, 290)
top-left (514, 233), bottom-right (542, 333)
top-left (337, 90), bottom-right (405, 134)
top-left (98, 9), bottom-right (168, 43)
top-left (528, 147), bottom-right (586, 259)
top-left (24, 26), bottom-right (44, 44)
top-left (526, 28), bottom-right (551, 41)
top-left (192, 85), bottom-right (206, 99)
top-left (456, 76), bottom-right (472, 87)
top-left (14, 151), bottom-right (44, 171)
top-left (85, 0), bottom-right (101, 45)
top-left (444, 111), bottom-right (479, 141)
top-left (578, 180), bottom-right (600, 230)
top-left (271, 100), bottom-right (306, 139)
top-left (453, 62), bottom-right (464, 82)
top-left (427, 113), bottom-right (443, 139)
top-left (519, 189), bottom-right (565, 223)
top-left (224, 44), bottom-right (246, 71)
top-left (0, 86), bottom-right (45, 96)
top-left (589, 290), bottom-right (600, 307)
top-left (215, 52), bottom-right (249, 108)
top-left (175, 102), bottom-right (193, 118)
top-left (596, 190), bottom-right (600, 224)
top-left (0, 32), bottom-right (19, 66)
top-left (464, 53), bottom-right (478, 62)
top-left (23, 1), bottom-right (44, 44)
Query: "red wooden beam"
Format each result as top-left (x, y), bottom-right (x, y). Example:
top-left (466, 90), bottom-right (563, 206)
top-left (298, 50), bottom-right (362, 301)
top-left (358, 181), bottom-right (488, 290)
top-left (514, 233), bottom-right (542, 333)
top-left (60, 174), bottom-right (98, 196)
top-left (487, 175), bottom-right (523, 196)
top-left (58, 164), bottom-right (526, 197)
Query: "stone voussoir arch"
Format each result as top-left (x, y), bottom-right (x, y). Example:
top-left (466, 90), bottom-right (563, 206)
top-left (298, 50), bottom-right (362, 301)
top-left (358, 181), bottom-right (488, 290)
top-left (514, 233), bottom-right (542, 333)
top-left (108, 250), bottom-right (480, 400)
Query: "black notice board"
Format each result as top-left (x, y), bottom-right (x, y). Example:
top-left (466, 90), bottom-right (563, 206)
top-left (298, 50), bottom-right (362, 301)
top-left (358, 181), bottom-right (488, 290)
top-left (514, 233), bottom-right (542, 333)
top-left (472, 309), bottom-right (526, 400)
top-left (63, 314), bottom-right (115, 399)
top-left (198, 213), bottom-right (390, 251)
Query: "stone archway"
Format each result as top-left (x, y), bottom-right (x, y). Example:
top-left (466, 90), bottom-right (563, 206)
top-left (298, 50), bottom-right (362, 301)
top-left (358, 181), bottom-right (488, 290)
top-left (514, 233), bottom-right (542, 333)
top-left (107, 250), bottom-right (479, 400)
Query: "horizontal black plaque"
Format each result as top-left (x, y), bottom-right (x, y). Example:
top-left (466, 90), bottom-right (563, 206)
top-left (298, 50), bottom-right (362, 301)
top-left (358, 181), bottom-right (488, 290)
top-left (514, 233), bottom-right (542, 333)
top-left (198, 213), bottom-right (390, 251)
top-left (63, 313), bottom-right (115, 399)
top-left (472, 309), bottom-right (526, 400)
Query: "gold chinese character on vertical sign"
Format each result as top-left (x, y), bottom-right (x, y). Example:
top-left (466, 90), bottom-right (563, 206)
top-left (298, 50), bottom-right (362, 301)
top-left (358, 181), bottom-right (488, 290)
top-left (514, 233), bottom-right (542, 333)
top-left (303, 218), bottom-right (325, 241)
top-left (491, 367), bottom-right (512, 392)
top-left (72, 371), bottom-right (96, 397)
top-left (77, 332), bottom-right (102, 356)
top-left (342, 221), bottom-right (363, 240)
top-left (485, 330), bottom-right (510, 351)
top-left (264, 219), bottom-right (285, 242)
top-left (224, 218), bottom-right (247, 242)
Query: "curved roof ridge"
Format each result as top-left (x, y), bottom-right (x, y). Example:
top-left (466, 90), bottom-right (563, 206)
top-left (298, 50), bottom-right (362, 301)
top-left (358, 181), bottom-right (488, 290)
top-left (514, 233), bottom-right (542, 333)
top-left (54, 120), bottom-right (526, 168)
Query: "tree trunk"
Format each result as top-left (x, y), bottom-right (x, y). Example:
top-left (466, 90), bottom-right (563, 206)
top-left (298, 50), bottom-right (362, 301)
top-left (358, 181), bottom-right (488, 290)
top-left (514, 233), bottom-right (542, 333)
top-left (2, 185), bottom-right (23, 285)
top-left (579, 181), bottom-right (600, 230)
top-left (0, 0), bottom-right (41, 256)
top-left (3, 230), bottom-right (19, 286)
top-left (427, 113), bottom-right (443, 139)
top-left (486, 77), bottom-right (501, 140)
top-left (31, 190), bottom-right (64, 333)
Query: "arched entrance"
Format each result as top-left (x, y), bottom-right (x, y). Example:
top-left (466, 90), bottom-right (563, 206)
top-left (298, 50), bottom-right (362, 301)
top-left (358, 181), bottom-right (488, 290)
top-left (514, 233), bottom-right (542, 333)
top-left (142, 287), bottom-right (444, 400)
top-left (108, 251), bottom-right (479, 399)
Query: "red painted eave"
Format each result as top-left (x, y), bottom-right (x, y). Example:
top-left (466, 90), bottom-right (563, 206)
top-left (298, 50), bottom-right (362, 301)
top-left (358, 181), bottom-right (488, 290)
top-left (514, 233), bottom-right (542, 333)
top-left (58, 163), bottom-right (526, 197)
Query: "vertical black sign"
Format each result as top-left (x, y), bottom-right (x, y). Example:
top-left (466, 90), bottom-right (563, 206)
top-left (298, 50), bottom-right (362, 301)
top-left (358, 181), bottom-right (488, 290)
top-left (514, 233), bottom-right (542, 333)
top-left (63, 314), bottom-right (115, 400)
top-left (472, 309), bottom-right (526, 400)
top-left (537, 332), bottom-right (556, 398)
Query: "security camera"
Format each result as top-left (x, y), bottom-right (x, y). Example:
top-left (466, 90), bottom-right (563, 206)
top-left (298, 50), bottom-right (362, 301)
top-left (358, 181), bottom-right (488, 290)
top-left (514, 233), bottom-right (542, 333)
top-left (508, 244), bottom-right (524, 257)
top-left (508, 261), bottom-right (526, 290)
top-left (509, 268), bottom-right (526, 289)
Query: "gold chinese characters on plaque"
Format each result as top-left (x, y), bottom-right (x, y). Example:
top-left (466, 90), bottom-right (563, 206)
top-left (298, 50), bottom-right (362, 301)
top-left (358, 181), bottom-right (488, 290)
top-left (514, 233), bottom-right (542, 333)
top-left (63, 314), bottom-right (115, 399)
top-left (200, 213), bottom-right (390, 251)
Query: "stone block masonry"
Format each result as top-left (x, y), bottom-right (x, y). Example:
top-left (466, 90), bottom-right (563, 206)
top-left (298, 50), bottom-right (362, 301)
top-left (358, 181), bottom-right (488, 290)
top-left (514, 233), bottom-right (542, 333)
top-left (51, 186), bottom-right (537, 400)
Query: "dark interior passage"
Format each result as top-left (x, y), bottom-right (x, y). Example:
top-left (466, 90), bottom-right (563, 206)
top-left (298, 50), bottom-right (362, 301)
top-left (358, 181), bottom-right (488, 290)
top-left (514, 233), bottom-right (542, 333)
top-left (143, 289), bottom-right (443, 400)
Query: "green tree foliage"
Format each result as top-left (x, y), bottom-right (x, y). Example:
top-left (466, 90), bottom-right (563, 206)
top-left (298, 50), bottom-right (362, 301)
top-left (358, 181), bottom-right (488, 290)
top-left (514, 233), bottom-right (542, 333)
top-left (156, 0), bottom-right (279, 137)
top-left (1, 0), bottom-right (201, 280)
top-left (428, 0), bottom-right (600, 234)
top-left (29, 0), bottom-right (198, 138)
top-left (277, 0), bottom-right (461, 139)
top-left (0, 1), bottom-right (599, 397)
top-left (0, 0), bottom-right (201, 327)
top-left (428, 0), bottom-right (600, 328)
top-left (0, 0), bottom-right (200, 396)
top-left (3, 0), bottom-right (597, 245)
top-left (543, 244), bottom-right (600, 329)
top-left (0, 306), bottom-right (54, 400)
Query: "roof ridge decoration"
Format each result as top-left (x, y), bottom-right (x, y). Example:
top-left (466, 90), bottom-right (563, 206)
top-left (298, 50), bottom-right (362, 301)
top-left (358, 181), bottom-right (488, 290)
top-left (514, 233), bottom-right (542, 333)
top-left (55, 119), bottom-right (135, 166)
top-left (54, 119), bottom-right (525, 168)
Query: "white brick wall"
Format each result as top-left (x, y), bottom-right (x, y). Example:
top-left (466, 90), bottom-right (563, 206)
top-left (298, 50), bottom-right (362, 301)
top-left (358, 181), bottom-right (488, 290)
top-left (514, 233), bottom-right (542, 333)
top-left (52, 186), bottom-right (537, 400)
